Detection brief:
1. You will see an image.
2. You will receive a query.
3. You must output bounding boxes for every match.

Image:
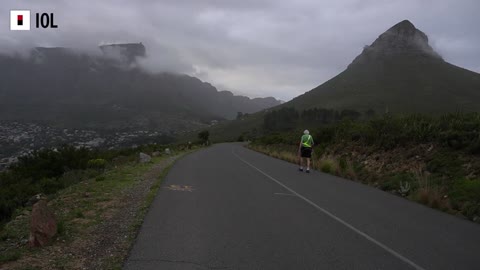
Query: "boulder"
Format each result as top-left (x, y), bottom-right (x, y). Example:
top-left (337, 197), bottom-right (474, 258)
top-left (26, 193), bottom-right (46, 207)
top-left (29, 199), bottom-right (57, 247)
top-left (152, 151), bottom-right (161, 157)
top-left (164, 148), bottom-right (171, 155)
top-left (139, 152), bottom-right (152, 163)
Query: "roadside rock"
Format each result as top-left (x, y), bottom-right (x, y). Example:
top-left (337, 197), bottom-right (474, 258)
top-left (26, 193), bottom-right (46, 207)
top-left (29, 200), bottom-right (57, 247)
top-left (139, 152), bottom-right (151, 163)
top-left (152, 151), bottom-right (161, 157)
top-left (164, 148), bottom-right (171, 155)
top-left (473, 216), bottom-right (480, 224)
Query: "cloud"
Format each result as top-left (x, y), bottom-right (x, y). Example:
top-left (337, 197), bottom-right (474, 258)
top-left (1, 0), bottom-right (479, 100)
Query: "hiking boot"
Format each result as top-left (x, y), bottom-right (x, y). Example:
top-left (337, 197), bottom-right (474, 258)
top-left (306, 169), bottom-right (310, 173)
top-left (299, 168), bottom-right (303, 172)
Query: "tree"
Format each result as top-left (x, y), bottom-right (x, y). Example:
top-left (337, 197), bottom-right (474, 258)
top-left (198, 130), bottom-right (210, 144)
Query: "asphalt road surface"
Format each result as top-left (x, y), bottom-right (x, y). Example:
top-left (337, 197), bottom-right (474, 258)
top-left (124, 143), bottom-right (480, 270)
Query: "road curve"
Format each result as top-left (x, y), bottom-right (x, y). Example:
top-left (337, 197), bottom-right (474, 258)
top-left (124, 143), bottom-right (480, 270)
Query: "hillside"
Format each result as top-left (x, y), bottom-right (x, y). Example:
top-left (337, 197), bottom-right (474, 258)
top-left (0, 45), bottom-right (281, 132)
top-left (287, 20), bottom-right (480, 114)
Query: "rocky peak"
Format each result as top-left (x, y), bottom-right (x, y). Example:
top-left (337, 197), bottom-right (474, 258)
top-left (350, 20), bottom-right (442, 66)
top-left (388, 20), bottom-right (417, 36)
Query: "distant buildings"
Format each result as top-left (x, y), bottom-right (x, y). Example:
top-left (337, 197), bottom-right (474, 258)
top-left (0, 121), bottom-right (166, 171)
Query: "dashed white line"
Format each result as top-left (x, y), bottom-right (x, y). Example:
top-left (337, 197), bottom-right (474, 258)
top-left (232, 149), bottom-right (426, 270)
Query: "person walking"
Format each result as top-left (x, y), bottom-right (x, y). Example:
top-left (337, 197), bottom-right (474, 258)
top-left (298, 130), bottom-right (314, 173)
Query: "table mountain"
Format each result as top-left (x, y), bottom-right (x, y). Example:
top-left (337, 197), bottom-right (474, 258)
top-left (0, 45), bottom-right (281, 132)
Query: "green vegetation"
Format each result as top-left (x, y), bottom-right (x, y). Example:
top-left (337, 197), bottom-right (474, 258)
top-left (259, 110), bottom-right (480, 152)
top-left (0, 143), bottom-right (191, 225)
top-left (0, 143), bottom-right (192, 269)
top-left (87, 159), bottom-right (107, 170)
top-left (248, 111), bottom-right (480, 222)
top-left (0, 249), bottom-right (21, 263)
top-left (198, 130), bottom-right (210, 144)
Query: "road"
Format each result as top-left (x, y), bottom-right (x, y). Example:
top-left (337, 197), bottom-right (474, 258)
top-left (124, 143), bottom-right (480, 270)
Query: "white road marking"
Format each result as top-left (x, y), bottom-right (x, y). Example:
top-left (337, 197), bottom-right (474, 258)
top-left (274, 192), bottom-right (297, 196)
top-left (232, 149), bottom-right (426, 270)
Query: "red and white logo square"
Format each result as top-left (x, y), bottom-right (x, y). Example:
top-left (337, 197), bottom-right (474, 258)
top-left (10, 10), bottom-right (31, 31)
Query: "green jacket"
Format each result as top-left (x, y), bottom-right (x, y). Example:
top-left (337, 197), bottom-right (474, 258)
top-left (301, 134), bottom-right (314, 148)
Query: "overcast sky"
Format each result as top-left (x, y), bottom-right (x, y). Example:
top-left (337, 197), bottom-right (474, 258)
top-left (1, 0), bottom-right (479, 101)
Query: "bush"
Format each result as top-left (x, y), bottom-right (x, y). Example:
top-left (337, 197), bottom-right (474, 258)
top-left (426, 151), bottom-right (464, 178)
top-left (198, 130), bottom-right (210, 143)
top-left (338, 157), bottom-right (348, 171)
top-left (319, 160), bottom-right (336, 174)
top-left (74, 209), bottom-right (85, 219)
top-left (95, 175), bottom-right (106, 182)
top-left (450, 179), bottom-right (480, 205)
top-left (57, 219), bottom-right (66, 236)
top-left (87, 159), bottom-right (107, 170)
top-left (415, 187), bottom-right (447, 210)
top-left (321, 163), bottom-right (332, 173)
top-left (38, 177), bottom-right (64, 195)
top-left (0, 249), bottom-right (21, 263)
top-left (380, 173), bottom-right (416, 191)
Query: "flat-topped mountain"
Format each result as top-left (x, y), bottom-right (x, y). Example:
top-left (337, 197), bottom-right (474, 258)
top-left (99, 43), bottom-right (146, 64)
top-left (0, 45), bottom-right (281, 132)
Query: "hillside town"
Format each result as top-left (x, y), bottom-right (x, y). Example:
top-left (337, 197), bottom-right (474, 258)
top-left (0, 121), bottom-right (170, 170)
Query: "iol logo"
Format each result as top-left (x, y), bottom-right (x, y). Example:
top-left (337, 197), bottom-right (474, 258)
top-left (10, 10), bottom-right (30, 31)
top-left (10, 10), bottom-right (58, 31)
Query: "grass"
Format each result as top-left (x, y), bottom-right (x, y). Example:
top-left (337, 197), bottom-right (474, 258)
top-left (248, 144), bottom-right (356, 178)
top-left (0, 148), bottom-right (195, 270)
top-left (0, 249), bottom-right (21, 263)
top-left (248, 142), bottom-right (480, 222)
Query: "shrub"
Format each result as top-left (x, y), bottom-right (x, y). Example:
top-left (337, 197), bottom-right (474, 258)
top-left (95, 175), bottom-right (106, 182)
top-left (426, 151), bottom-right (464, 178)
top-left (449, 179), bottom-right (480, 218)
top-left (450, 179), bottom-right (480, 206)
top-left (87, 159), bottom-right (107, 170)
top-left (338, 157), bottom-right (348, 171)
top-left (320, 163), bottom-right (331, 173)
top-left (319, 160), bottom-right (335, 174)
top-left (0, 249), bottom-right (21, 263)
top-left (74, 209), bottom-right (85, 219)
top-left (198, 130), bottom-right (210, 143)
top-left (380, 173), bottom-right (416, 191)
top-left (39, 177), bottom-right (65, 195)
top-left (415, 187), bottom-right (448, 210)
top-left (57, 219), bottom-right (66, 236)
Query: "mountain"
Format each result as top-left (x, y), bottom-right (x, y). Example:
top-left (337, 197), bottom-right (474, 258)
top-left (287, 20), bottom-right (480, 114)
top-left (0, 45), bottom-right (281, 132)
top-left (201, 20), bottom-right (480, 142)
